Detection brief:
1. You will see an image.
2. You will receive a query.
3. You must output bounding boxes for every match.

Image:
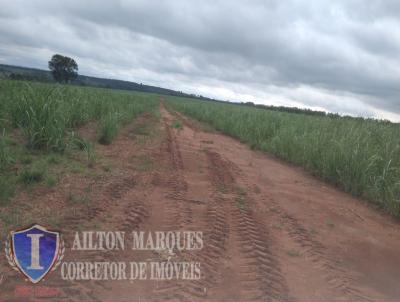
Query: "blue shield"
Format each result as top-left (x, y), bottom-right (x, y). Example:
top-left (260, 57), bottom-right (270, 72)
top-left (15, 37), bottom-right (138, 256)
top-left (11, 225), bottom-right (60, 283)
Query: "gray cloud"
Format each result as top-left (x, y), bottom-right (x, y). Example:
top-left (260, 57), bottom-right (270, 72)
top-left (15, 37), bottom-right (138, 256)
top-left (0, 0), bottom-right (399, 120)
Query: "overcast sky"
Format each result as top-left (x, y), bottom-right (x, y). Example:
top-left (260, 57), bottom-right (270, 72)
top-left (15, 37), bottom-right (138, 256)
top-left (0, 1), bottom-right (399, 121)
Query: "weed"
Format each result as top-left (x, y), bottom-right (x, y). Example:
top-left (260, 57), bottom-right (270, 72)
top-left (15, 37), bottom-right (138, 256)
top-left (0, 176), bottom-right (15, 205)
top-left (45, 175), bottom-right (57, 187)
top-left (102, 164), bottom-right (112, 172)
top-left (269, 207), bottom-right (279, 213)
top-left (21, 155), bottom-right (33, 165)
top-left (327, 221), bottom-right (335, 228)
top-left (69, 161), bottom-right (85, 174)
top-left (273, 223), bottom-right (284, 230)
top-left (134, 154), bottom-right (154, 172)
top-left (287, 249), bottom-right (301, 257)
top-left (99, 112), bottom-right (120, 145)
top-left (235, 194), bottom-right (246, 211)
top-left (253, 186), bottom-right (261, 194)
top-left (133, 124), bottom-right (150, 136)
top-left (172, 120), bottom-right (183, 130)
top-left (19, 166), bottom-right (45, 184)
top-left (0, 208), bottom-right (21, 226)
top-left (235, 186), bottom-right (247, 196)
top-left (217, 184), bottom-right (228, 194)
top-left (67, 191), bottom-right (90, 205)
top-left (70, 134), bottom-right (95, 166)
top-left (47, 154), bottom-right (62, 165)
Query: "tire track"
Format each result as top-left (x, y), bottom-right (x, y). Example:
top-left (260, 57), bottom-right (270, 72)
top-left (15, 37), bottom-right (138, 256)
top-left (205, 150), bottom-right (292, 302)
top-left (162, 116), bottom-right (190, 228)
top-left (157, 106), bottom-right (291, 302)
top-left (272, 206), bottom-right (375, 302)
top-left (151, 115), bottom-right (191, 302)
top-left (237, 173), bottom-right (376, 302)
top-left (152, 108), bottom-right (231, 302)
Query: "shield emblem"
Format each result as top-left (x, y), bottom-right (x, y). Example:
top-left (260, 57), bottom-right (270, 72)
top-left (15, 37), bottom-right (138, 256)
top-left (10, 224), bottom-right (60, 283)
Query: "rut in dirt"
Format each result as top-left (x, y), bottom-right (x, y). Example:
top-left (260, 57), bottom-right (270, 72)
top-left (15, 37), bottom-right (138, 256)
top-left (205, 150), bottom-right (291, 302)
top-left (150, 105), bottom-right (293, 302)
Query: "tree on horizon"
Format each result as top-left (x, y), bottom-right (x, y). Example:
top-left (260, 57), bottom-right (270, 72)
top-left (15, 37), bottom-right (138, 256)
top-left (48, 54), bottom-right (78, 83)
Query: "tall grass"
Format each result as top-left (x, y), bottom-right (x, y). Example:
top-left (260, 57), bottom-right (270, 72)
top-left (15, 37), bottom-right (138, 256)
top-left (167, 97), bottom-right (400, 217)
top-left (17, 85), bottom-right (66, 150)
top-left (0, 80), bottom-right (158, 150)
top-left (0, 79), bottom-right (157, 204)
top-left (99, 111), bottom-right (121, 145)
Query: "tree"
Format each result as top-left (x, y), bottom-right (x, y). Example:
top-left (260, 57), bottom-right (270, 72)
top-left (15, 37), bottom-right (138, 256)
top-left (48, 54), bottom-right (78, 83)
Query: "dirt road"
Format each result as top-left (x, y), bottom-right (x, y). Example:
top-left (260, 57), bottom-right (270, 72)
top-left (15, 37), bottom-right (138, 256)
top-left (2, 102), bottom-right (400, 302)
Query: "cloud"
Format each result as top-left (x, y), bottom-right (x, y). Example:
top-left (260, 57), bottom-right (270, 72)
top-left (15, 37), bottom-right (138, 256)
top-left (0, 0), bottom-right (399, 121)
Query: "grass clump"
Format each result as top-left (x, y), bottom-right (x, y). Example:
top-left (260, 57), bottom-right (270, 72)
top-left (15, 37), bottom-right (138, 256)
top-left (172, 120), bottom-right (183, 130)
top-left (98, 112), bottom-right (120, 145)
top-left (47, 153), bottom-right (62, 165)
top-left (0, 176), bottom-right (15, 205)
top-left (45, 175), bottom-right (57, 187)
top-left (235, 187), bottom-right (247, 211)
top-left (21, 155), bottom-right (33, 165)
top-left (19, 166), bottom-right (45, 184)
top-left (16, 85), bottom-right (66, 151)
top-left (69, 134), bottom-right (95, 166)
top-left (287, 249), bottom-right (301, 257)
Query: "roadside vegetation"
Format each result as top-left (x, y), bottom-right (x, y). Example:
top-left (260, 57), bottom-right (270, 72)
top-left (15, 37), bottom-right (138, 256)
top-left (166, 97), bottom-right (400, 217)
top-left (0, 80), bottom-right (157, 205)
